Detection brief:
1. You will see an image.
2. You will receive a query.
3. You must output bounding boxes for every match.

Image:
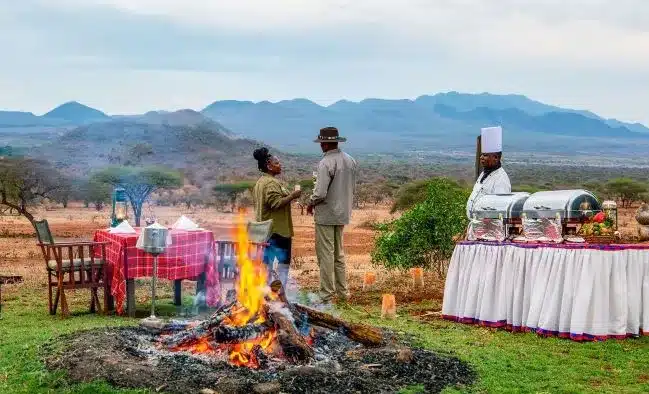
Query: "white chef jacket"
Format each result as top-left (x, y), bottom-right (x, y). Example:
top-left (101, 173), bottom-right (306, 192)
top-left (466, 167), bottom-right (512, 218)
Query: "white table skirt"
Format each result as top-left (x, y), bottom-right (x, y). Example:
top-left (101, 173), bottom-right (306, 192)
top-left (442, 242), bottom-right (649, 341)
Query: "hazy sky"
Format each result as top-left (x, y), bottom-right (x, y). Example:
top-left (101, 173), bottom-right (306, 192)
top-left (2, 0), bottom-right (648, 124)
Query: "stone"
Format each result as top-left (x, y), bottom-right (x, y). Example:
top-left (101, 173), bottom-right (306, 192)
top-left (396, 348), bottom-right (414, 363)
top-left (253, 382), bottom-right (282, 394)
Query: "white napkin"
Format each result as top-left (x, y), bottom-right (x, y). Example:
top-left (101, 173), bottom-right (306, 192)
top-left (109, 221), bottom-right (136, 234)
top-left (172, 215), bottom-right (199, 230)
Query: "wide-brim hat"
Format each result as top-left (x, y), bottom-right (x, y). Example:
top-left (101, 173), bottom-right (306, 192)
top-left (314, 126), bottom-right (347, 143)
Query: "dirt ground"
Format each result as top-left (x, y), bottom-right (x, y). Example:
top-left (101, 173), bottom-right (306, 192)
top-left (0, 202), bottom-right (642, 314)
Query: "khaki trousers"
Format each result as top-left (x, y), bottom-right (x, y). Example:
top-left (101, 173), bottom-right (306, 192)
top-left (315, 224), bottom-right (348, 302)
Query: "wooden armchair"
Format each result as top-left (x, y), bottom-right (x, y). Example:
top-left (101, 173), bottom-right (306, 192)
top-left (34, 219), bottom-right (109, 317)
top-left (215, 220), bottom-right (273, 282)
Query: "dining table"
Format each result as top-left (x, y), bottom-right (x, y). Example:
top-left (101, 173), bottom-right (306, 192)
top-left (93, 227), bottom-right (221, 317)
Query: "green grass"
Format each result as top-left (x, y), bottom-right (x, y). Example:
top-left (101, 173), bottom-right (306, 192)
top-left (340, 301), bottom-right (649, 394)
top-left (2, 288), bottom-right (649, 393)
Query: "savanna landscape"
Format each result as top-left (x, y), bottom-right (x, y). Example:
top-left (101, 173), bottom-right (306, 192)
top-left (3, 2), bottom-right (649, 391)
top-left (2, 193), bottom-right (649, 393)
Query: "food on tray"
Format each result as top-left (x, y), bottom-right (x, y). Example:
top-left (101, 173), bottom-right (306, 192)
top-left (579, 210), bottom-right (615, 237)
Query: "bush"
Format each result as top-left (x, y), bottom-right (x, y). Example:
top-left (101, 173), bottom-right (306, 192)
top-left (372, 178), bottom-right (469, 278)
top-left (389, 179), bottom-right (433, 213)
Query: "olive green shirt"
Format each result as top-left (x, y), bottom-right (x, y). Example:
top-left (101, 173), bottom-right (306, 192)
top-left (253, 174), bottom-right (294, 238)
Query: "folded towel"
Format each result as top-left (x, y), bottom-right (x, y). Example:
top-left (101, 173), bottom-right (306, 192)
top-left (172, 215), bottom-right (199, 230)
top-left (109, 221), bottom-right (136, 234)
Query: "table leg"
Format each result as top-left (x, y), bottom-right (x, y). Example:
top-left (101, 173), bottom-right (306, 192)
top-left (126, 279), bottom-right (136, 318)
top-left (107, 293), bottom-right (115, 312)
top-left (174, 280), bottom-right (182, 306)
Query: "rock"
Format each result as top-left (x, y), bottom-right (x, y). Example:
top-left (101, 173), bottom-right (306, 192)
top-left (253, 382), bottom-right (281, 394)
top-left (639, 225), bottom-right (649, 241)
top-left (199, 389), bottom-right (216, 394)
top-left (396, 348), bottom-right (414, 363)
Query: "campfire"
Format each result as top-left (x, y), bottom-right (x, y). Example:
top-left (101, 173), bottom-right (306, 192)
top-left (160, 214), bottom-right (383, 368)
top-left (44, 215), bottom-right (475, 393)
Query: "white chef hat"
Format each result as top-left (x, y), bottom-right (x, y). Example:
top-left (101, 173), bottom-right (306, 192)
top-left (481, 126), bottom-right (502, 153)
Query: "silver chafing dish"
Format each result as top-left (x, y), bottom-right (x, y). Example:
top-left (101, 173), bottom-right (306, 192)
top-left (523, 190), bottom-right (601, 223)
top-left (521, 190), bottom-right (602, 239)
top-left (468, 193), bottom-right (530, 241)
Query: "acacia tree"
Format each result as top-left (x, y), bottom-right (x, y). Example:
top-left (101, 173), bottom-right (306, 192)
top-left (606, 178), bottom-right (648, 208)
top-left (213, 182), bottom-right (255, 212)
top-left (92, 166), bottom-right (183, 226)
top-left (0, 158), bottom-right (68, 227)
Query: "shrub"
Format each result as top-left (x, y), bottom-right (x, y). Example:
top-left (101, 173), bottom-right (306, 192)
top-left (372, 177), bottom-right (469, 278)
top-left (389, 179), bottom-right (431, 213)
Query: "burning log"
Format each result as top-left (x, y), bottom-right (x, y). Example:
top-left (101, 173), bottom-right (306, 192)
top-left (293, 303), bottom-right (384, 347)
top-left (265, 303), bottom-right (314, 363)
top-left (160, 302), bottom-right (236, 348)
top-left (252, 344), bottom-right (269, 369)
top-left (210, 323), bottom-right (272, 344)
top-left (269, 279), bottom-right (384, 347)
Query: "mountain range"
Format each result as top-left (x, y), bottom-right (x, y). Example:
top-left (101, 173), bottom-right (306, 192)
top-left (2, 92), bottom-right (648, 158)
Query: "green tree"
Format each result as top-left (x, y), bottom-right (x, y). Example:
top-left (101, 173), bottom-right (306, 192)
top-left (213, 182), bottom-right (255, 212)
top-left (81, 179), bottom-right (112, 211)
top-left (0, 158), bottom-right (68, 226)
top-left (92, 166), bottom-right (183, 226)
top-left (372, 177), bottom-right (470, 279)
top-left (606, 178), bottom-right (648, 208)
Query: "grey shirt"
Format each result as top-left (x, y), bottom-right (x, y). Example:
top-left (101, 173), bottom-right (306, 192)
top-left (310, 149), bottom-right (358, 225)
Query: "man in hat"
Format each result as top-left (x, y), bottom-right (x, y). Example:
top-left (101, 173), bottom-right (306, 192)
top-left (307, 126), bottom-right (358, 304)
top-left (466, 126), bottom-right (511, 218)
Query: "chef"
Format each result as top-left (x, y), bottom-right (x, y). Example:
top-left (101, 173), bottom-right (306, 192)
top-left (466, 126), bottom-right (512, 218)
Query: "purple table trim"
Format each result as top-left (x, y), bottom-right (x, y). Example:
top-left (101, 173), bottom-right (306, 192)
top-left (442, 315), bottom-right (647, 342)
top-left (457, 240), bottom-right (649, 251)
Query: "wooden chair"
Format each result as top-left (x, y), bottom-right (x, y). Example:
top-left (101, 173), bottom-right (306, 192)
top-left (215, 220), bottom-right (273, 282)
top-left (34, 219), bottom-right (109, 317)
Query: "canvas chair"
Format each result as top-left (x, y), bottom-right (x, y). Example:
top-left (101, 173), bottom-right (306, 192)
top-left (215, 220), bottom-right (273, 282)
top-left (34, 219), bottom-right (109, 317)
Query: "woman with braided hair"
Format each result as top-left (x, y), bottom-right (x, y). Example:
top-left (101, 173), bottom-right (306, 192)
top-left (252, 147), bottom-right (302, 286)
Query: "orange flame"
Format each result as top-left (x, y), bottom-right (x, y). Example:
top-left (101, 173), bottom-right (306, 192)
top-left (169, 211), bottom-right (281, 368)
top-left (225, 211), bottom-right (276, 367)
top-left (233, 212), bottom-right (269, 323)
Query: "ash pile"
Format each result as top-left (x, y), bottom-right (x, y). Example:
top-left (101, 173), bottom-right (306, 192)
top-left (44, 281), bottom-right (474, 393)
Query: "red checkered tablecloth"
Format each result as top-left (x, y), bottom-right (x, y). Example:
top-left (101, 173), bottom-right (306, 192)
top-left (94, 228), bottom-right (219, 315)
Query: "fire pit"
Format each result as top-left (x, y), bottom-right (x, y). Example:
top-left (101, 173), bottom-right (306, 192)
top-left (44, 322), bottom-right (474, 394)
top-left (42, 217), bottom-right (475, 393)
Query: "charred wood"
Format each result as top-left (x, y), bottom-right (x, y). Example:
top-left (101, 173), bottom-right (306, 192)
top-left (252, 344), bottom-right (269, 370)
top-left (293, 303), bottom-right (384, 347)
top-left (210, 323), bottom-right (272, 344)
top-left (264, 304), bottom-right (314, 363)
top-left (160, 302), bottom-right (236, 348)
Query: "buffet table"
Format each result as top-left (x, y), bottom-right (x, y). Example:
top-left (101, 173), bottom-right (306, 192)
top-left (442, 241), bottom-right (649, 341)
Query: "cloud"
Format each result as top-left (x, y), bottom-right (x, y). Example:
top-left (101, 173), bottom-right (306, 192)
top-left (1, 0), bottom-right (648, 124)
